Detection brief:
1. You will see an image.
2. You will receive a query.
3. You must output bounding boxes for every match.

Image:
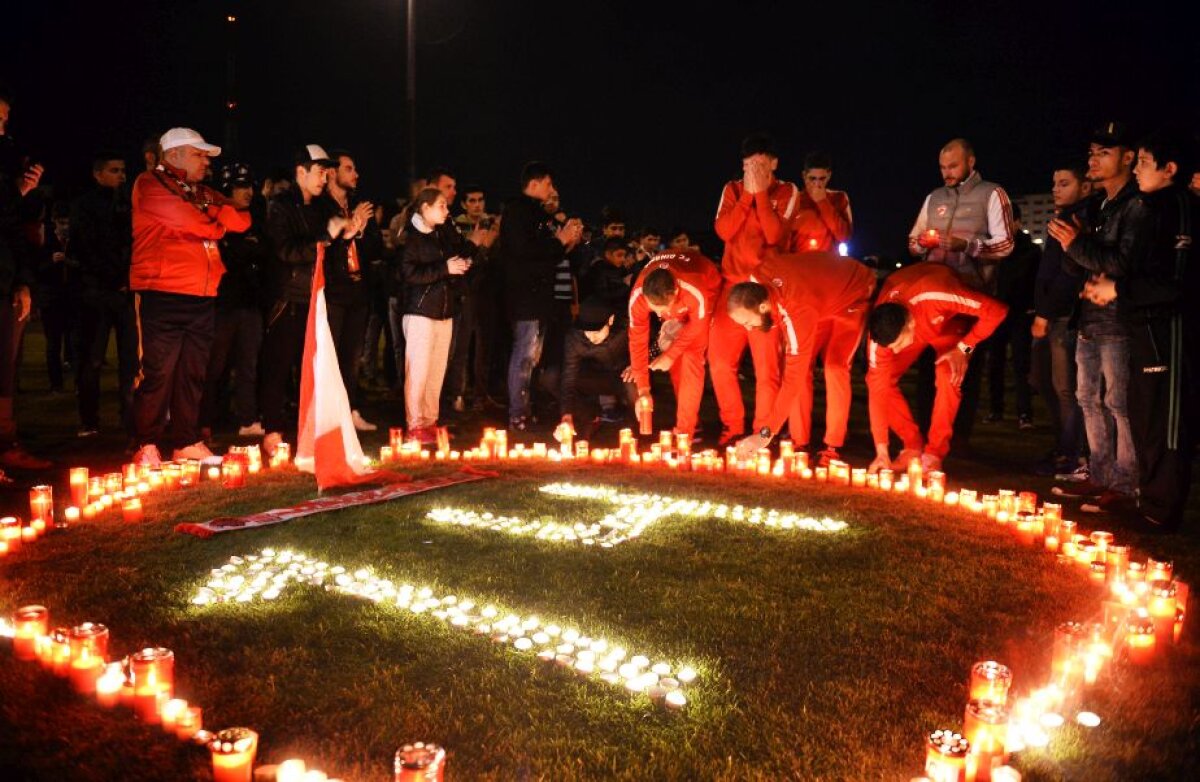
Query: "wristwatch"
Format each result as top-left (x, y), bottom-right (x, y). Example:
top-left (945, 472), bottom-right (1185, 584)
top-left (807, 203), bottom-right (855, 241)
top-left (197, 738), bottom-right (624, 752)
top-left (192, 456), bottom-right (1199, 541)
top-left (957, 341), bottom-right (974, 356)
top-left (759, 426), bottom-right (773, 441)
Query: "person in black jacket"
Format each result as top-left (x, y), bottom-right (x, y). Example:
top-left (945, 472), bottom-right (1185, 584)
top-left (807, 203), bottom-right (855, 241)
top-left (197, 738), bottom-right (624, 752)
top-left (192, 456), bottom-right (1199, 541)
top-left (317, 149), bottom-right (378, 432)
top-left (1083, 131), bottom-right (1198, 530)
top-left (199, 163), bottom-right (267, 440)
top-left (582, 236), bottom-right (633, 317)
top-left (259, 145), bottom-right (352, 456)
top-left (984, 205), bottom-right (1040, 428)
top-left (497, 161), bottom-right (580, 430)
top-left (1030, 165), bottom-right (1090, 478)
top-left (35, 201), bottom-right (80, 394)
top-left (1049, 122), bottom-right (1152, 514)
top-left (557, 298), bottom-right (638, 439)
top-left (401, 187), bottom-right (485, 444)
top-left (72, 153), bottom-right (135, 437)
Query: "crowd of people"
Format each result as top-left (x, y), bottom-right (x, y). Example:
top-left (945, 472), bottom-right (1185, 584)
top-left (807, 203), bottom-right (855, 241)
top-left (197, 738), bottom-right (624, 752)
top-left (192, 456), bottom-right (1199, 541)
top-left (0, 87), bottom-right (1195, 531)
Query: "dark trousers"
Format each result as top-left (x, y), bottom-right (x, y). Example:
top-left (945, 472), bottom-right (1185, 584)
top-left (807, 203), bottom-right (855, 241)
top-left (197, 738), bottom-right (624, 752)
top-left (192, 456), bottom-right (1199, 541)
top-left (258, 300), bottom-right (308, 435)
top-left (0, 301), bottom-right (26, 448)
top-left (1031, 317), bottom-right (1084, 460)
top-left (131, 291), bottom-right (215, 450)
top-left (200, 306), bottom-right (264, 429)
top-left (77, 289), bottom-right (138, 431)
top-left (444, 289), bottom-right (493, 401)
top-left (40, 301), bottom-right (76, 391)
top-left (987, 310), bottom-right (1033, 418)
top-left (556, 361), bottom-right (639, 423)
top-left (917, 337), bottom-right (987, 451)
top-left (1129, 316), bottom-right (1194, 528)
top-left (361, 290), bottom-right (396, 387)
top-left (326, 297), bottom-right (369, 410)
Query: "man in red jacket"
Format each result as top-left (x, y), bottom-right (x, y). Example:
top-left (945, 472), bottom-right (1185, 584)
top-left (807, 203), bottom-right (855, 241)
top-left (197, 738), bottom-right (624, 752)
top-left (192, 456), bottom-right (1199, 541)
top-left (710, 133), bottom-right (799, 445)
top-left (625, 250), bottom-right (721, 437)
top-left (865, 262), bottom-right (1007, 472)
top-left (129, 127), bottom-right (250, 466)
top-left (728, 251), bottom-right (875, 464)
top-left (787, 151), bottom-right (853, 254)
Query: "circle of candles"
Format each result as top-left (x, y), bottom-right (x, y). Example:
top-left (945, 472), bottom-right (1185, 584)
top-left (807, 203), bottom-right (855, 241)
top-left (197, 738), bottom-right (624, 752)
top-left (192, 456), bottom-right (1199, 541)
top-left (925, 729), bottom-right (969, 781)
top-left (210, 727), bottom-right (258, 782)
top-left (395, 742), bottom-right (446, 781)
top-left (11, 604), bottom-right (49, 661)
top-left (969, 661), bottom-right (1013, 706)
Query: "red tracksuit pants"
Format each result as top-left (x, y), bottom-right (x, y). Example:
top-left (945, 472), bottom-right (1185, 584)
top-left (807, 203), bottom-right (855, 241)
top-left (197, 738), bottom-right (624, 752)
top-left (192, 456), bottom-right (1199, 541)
top-left (668, 330), bottom-right (709, 436)
top-left (786, 306), bottom-right (867, 448)
top-left (708, 286), bottom-right (781, 435)
top-left (867, 324), bottom-right (969, 459)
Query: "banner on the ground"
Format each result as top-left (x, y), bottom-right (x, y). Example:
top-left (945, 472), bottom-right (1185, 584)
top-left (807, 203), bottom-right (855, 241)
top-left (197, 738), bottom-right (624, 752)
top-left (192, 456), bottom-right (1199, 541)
top-left (174, 469), bottom-right (497, 538)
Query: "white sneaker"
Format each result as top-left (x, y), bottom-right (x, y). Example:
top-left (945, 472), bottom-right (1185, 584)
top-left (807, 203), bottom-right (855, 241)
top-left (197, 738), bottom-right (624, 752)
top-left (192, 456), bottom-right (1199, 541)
top-left (351, 410), bottom-right (377, 432)
top-left (238, 421), bottom-right (266, 437)
top-left (173, 441), bottom-right (222, 465)
top-left (134, 444), bottom-right (163, 467)
top-left (452, 396), bottom-right (466, 413)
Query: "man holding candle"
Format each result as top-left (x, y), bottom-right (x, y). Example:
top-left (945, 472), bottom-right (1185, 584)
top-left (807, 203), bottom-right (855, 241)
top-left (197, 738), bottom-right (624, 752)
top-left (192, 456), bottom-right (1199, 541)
top-left (865, 262), bottom-right (1007, 472)
top-left (786, 151), bottom-right (853, 254)
top-left (624, 249), bottom-right (721, 439)
top-left (907, 139), bottom-right (1015, 455)
top-left (710, 133), bottom-right (799, 446)
top-left (726, 250), bottom-right (875, 465)
top-left (128, 128), bottom-right (250, 467)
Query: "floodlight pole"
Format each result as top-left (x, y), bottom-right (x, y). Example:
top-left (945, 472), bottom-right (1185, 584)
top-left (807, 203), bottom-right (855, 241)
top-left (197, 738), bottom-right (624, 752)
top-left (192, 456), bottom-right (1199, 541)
top-left (405, 0), bottom-right (418, 185)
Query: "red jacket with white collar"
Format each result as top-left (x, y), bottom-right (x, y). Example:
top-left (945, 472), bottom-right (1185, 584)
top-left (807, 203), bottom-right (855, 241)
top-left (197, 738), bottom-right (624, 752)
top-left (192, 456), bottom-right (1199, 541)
top-left (872, 262), bottom-right (1007, 350)
top-left (131, 164), bottom-right (251, 297)
top-left (713, 177), bottom-right (799, 281)
top-left (627, 250), bottom-right (722, 394)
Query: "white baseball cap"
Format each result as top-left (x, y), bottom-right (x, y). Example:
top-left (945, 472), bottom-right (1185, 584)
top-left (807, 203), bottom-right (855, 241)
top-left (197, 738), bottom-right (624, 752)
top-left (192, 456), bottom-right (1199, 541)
top-left (159, 127), bottom-right (222, 156)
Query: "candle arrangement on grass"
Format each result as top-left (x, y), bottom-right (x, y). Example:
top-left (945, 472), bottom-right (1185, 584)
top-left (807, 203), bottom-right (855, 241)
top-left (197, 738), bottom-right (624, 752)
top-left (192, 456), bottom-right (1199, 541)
top-left (427, 482), bottom-right (846, 547)
top-left (191, 548), bottom-right (699, 706)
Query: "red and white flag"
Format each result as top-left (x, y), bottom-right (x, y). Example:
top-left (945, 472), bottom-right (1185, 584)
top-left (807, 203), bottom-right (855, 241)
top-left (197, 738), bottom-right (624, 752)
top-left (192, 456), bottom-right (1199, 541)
top-left (295, 245), bottom-right (380, 490)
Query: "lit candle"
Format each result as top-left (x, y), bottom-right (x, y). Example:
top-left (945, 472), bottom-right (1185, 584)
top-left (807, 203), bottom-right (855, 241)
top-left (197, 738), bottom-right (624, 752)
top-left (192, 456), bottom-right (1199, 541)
top-left (925, 729), bottom-right (969, 782)
top-left (29, 485), bottom-right (54, 529)
top-left (1, 516), bottom-right (21, 555)
top-left (11, 604), bottom-right (49, 661)
top-left (69, 467), bottom-right (89, 507)
top-left (210, 728), bottom-right (258, 782)
top-left (176, 705), bottom-right (203, 740)
top-left (130, 647), bottom-right (175, 723)
top-left (95, 663), bottom-right (125, 707)
top-left (969, 661), bottom-right (1013, 706)
top-left (394, 743), bottom-right (446, 782)
top-left (69, 647), bottom-right (103, 694)
top-left (1125, 610), bottom-right (1156, 666)
top-left (221, 453), bottom-right (247, 488)
top-left (1147, 558), bottom-right (1173, 583)
top-left (64, 506), bottom-right (80, 525)
top-left (1148, 581), bottom-right (1178, 645)
top-left (635, 396), bottom-right (653, 435)
top-left (878, 469), bottom-right (893, 491)
top-left (389, 426), bottom-right (405, 453)
top-left (1051, 622), bottom-right (1085, 685)
top-left (963, 699), bottom-right (1009, 779)
top-left (50, 630), bottom-right (72, 677)
top-left (88, 476), bottom-right (104, 499)
top-left (207, 465), bottom-right (221, 481)
top-left (851, 468), bottom-right (867, 488)
top-left (160, 698), bottom-right (189, 732)
top-left (105, 472), bottom-right (123, 494)
top-left (123, 497), bottom-right (144, 523)
top-left (1105, 545), bottom-right (1130, 585)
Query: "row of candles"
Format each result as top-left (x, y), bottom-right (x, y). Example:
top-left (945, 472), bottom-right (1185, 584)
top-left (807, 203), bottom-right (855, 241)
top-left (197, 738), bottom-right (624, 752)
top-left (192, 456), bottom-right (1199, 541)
top-left (0, 445), bottom-right (294, 558)
top-left (0, 604), bottom-right (365, 781)
top-left (193, 548), bottom-right (697, 708)
top-left (427, 481), bottom-right (846, 547)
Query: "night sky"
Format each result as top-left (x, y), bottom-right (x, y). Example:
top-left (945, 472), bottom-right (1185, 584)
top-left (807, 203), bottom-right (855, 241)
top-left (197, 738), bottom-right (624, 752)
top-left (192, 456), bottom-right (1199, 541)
top-left (2, 0), bottom-right (1197, 258)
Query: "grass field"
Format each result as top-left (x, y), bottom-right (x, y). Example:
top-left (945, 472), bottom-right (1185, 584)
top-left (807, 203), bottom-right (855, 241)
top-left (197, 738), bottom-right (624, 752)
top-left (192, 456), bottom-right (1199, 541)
top-left (1, 326), bottom-right (1198, 781)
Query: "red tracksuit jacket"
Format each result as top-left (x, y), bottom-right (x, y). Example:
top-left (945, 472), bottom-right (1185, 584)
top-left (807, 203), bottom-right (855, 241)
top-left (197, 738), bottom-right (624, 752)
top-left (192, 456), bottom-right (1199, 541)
top-left (749, 252), bottom-right (876, 434)
top-left (787, 190), bottom-right (852, 253)
top-left (627, 250), bottom-right (722, 394)
top-left (714, 178), bottom-right (799, 281)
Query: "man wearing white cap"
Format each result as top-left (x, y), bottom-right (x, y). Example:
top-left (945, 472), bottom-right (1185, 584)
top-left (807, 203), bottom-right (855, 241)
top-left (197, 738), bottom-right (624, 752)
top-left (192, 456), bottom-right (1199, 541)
top-left (129, 127), bottom-right (251, 466)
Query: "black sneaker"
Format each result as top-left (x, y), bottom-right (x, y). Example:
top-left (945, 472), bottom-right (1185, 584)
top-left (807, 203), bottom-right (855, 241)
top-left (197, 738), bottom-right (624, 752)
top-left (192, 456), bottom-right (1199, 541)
top-left (1018, 414), bottom-right (1034, 430)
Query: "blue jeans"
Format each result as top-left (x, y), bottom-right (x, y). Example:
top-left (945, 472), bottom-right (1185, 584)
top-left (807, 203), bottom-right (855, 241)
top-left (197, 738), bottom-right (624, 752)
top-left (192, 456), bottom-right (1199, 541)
top-left (507, 319), bottom-right (545, 420)
top-left (1075, 334), bottom-right (1136, 494)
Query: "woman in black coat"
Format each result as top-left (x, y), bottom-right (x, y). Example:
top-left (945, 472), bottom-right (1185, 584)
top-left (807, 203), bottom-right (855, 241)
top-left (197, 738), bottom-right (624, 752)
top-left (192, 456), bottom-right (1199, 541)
top-left (400, 187), bottom-right (483, 443)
